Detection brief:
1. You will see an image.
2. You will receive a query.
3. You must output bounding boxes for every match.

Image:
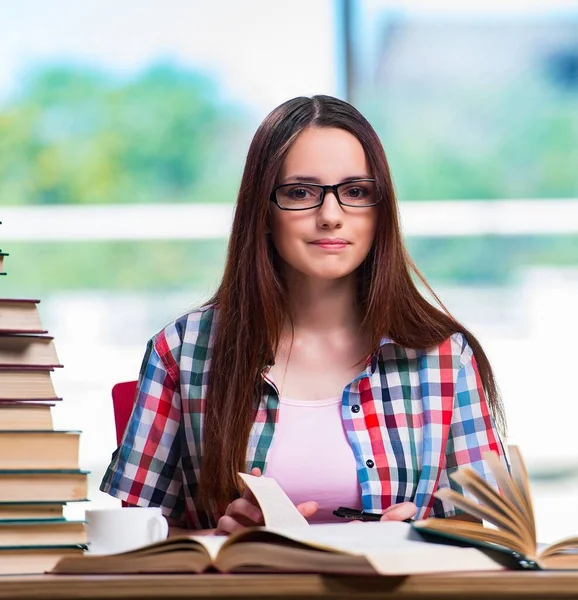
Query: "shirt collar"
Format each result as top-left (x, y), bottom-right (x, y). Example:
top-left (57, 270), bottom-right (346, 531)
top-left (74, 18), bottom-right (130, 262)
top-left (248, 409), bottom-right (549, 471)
top-left (365, 336), bottom-right (396, 372)
top-left (379, 335), bottom-right (395, 347)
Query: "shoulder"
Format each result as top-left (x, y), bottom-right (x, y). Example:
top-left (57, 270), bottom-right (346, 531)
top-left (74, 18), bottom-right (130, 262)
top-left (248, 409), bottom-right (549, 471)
top-left (422, 332), bottom-right (474, 369)
top-left (388, 332), bottom-right (474, 370)
top-left (151, 305), bottom-right (218, 376)
top-left (437, 332), bottom-right (474, 368)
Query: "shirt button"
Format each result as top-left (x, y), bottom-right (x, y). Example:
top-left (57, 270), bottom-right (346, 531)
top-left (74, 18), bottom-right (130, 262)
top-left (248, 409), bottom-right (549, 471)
top-left (366, 459), bottom-right (375, 468)
top-left (351, 404), bottom-right (360, 413)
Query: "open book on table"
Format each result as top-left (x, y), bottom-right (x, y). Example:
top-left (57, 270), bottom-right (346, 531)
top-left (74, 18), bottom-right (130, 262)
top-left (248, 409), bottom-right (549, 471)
top-left (51, 520), bottom-right (509, 576)
top-left (413, 446), bottom-right (578, 570)
top-left (52, 473), bottom-right (514, 576)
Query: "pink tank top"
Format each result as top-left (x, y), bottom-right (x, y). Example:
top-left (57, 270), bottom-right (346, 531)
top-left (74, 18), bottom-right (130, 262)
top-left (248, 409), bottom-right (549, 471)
top-left (264, 396), bottom-right (362, 524)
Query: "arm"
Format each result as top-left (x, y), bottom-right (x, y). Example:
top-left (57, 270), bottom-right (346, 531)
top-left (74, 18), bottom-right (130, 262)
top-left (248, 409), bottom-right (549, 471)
top-left (100, 337), bottom-right (187, 525)
top-left (436, 342), bottom-right (507, 520)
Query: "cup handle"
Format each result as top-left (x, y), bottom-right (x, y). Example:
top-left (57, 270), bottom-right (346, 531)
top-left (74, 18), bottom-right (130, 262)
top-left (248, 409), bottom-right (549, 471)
top-left (147, 514), bottom-right (169, 544)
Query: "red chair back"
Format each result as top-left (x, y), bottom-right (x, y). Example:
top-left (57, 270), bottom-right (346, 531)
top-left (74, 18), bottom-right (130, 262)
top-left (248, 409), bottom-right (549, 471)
top-left (111, 380), bottom-right (138, 446)
top-left (111, 380), bottom-right (138, 508)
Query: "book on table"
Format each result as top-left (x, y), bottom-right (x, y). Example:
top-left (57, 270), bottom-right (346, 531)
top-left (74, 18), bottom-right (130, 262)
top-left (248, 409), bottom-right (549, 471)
top-left (0, 299), bottom-right (47, 334)
top-left (0, 519), bottom-right (87, 547)
top-left (0, 334), bottom-right (62, 368)
top-left (0, 547), bottom-right (85, 576)
top-left (0, 430), bottom-right (81, 470)
top-left (0, 503), bottom-right (66, 521)
top-left (0, 238), bottom-right (89, 576)
top-left (0, 368), bottom-right (60, 401)
top-left (52, 450), bottom-right (578, 576)
top-left (52, 520), bottom-right (508, 576)
top-left (50, 473), bottom-right (509, 576)
top-left (413, 446), bottom-right (578, 570)
top-left (0, 402), bottom-right (54, 430)
top-left (0, 470), bottom-right (89, 503)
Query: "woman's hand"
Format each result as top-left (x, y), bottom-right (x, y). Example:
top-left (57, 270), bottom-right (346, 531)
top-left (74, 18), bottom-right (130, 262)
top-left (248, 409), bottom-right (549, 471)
top-left (214, 468), bottom-right (318, 535)
top-left (380, 501), bottom-right (417, 522)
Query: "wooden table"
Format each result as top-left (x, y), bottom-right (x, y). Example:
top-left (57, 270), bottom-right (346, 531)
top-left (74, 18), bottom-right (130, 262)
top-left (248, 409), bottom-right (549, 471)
top-left (1, 572), bottom-right (578, 600)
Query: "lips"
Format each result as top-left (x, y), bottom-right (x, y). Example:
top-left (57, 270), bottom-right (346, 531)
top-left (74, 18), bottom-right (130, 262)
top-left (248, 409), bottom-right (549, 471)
top-left (311, 238), bottom-right (349, 249)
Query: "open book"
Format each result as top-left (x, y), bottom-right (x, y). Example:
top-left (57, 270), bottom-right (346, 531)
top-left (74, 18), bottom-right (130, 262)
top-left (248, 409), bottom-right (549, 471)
top-left (51, 472), bottom-right (511, 576)
top-left (52, 520), bottom-right (508, 576)
top-left (413, 446), bottom-right (578, 570)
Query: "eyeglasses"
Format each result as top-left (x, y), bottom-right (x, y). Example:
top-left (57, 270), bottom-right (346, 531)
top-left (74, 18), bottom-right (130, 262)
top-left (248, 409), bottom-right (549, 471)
top-left (270, 179), bottom-right (378, 211)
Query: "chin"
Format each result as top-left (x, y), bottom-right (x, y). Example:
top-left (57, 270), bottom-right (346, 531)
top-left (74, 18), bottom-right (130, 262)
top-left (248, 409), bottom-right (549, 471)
top-left (305, 267), bottom-right (357, 281)
top-left (285, 255), bottom-right (364, 281)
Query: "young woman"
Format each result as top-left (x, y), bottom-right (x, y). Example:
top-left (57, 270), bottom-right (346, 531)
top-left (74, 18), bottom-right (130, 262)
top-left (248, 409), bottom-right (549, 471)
top-left (101, 95), bottom-right (506, 535)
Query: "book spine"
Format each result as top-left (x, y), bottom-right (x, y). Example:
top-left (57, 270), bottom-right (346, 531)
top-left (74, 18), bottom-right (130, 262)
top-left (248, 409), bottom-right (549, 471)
top-left (510, 552), bottom-right (541, 570)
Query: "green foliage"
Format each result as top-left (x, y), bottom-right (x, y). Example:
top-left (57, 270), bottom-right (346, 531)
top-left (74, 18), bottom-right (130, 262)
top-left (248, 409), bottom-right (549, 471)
top-left (1, 235), bottom-right (577, 295)
top-left (407, 235), bottom-right (578, 284)
top-left (1, 62), bottom-right (577, 288)
top-left (0, 64), bottom-right (248, 206)
top-left (361, 73), bottom-right (578, 201)
top-left (0, 240), bottom-right (228, 295)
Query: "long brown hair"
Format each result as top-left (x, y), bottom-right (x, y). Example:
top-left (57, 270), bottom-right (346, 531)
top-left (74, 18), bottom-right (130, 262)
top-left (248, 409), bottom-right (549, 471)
top-left (201, 95), bottom-right (505, 513)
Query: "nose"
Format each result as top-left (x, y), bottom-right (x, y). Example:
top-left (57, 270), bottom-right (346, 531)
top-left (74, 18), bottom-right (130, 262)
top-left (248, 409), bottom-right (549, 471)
top-left (316, 189), bottom-right (343, 229)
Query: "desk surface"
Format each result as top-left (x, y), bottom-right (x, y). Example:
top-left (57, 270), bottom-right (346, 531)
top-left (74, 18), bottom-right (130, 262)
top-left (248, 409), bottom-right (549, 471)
top-left (2, 572), bottom-right (578, 600)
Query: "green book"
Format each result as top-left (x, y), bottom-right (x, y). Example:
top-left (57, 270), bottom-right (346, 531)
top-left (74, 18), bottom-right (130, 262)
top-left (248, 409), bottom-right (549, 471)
top-left (0, 519), bottom-right (87, 548)
top-left (0, 469), bottom-right (89, 503)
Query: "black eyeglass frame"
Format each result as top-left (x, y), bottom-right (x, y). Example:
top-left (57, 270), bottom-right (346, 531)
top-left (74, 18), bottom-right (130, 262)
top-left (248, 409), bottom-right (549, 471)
top-left (269, 178), bottom-right (378, 211)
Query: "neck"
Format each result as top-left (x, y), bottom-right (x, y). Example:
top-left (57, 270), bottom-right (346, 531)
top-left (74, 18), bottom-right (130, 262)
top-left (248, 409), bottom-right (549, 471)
top-left (283, 269), bottom-right (362, 333)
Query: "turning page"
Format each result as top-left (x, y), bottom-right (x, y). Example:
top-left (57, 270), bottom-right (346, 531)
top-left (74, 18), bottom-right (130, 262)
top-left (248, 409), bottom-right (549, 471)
top-left (238, 473), bottom-right (309, 527)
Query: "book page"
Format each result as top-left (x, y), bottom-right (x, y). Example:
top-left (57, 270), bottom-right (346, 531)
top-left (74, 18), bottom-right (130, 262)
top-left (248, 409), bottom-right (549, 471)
top-left (366, 545), bottom-right (504, 575)
top-left (539, 536), bottom-right (578, 559)
top-left (435, 487), bottom-right (516, 533)
top-left (263, 521), bottom-right (419, 553)
top-left (483, 450), bottom-right (534, 538)
top-left (506, 446), bottom-right (536, 540)
top-left (188, 534), bottom-right (229, 560)
top-left (248, 521), bottom-right (503, 575)
top-left (414, 516), bottom-right (528, 557)
top-left (238, 473), bottom-right (309, 528)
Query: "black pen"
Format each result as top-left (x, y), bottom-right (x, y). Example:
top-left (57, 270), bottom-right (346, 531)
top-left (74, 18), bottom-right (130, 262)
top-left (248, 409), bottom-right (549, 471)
top-left (333, 506), bottom-right (414, 524)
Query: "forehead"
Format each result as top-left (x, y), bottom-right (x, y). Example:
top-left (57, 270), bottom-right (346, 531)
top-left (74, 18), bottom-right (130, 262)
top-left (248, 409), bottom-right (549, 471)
top-left (279, 127), bottom-right (370, 181)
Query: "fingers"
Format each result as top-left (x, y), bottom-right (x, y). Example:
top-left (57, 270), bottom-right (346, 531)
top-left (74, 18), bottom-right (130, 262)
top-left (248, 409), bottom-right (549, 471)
top-left (217, 469), bottom-right (321, 535)
top-left (215, 469), bottom-right (264, 535)
top-left (215, 515), bottom-right (249, 535)
top-left (296, 501), bottom-right (318, 519)
top-left (227, 497), bottom-right (264, 524)
top-left (380, 501), bottom-right (417, 522)
top-left (215, 497), bottom-right (265, 535)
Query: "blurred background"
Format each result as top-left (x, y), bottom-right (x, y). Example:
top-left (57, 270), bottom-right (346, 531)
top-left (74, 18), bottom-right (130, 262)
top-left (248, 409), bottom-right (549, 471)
top-left (1, 0), bottom-right (577, 541)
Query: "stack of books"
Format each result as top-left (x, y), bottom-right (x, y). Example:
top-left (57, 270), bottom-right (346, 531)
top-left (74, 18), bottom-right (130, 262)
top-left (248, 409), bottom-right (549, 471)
top-left (0, 230), bottom-right (89, 575)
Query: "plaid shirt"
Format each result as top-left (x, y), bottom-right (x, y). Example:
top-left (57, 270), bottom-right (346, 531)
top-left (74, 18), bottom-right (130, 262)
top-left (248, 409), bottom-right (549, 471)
top-left (101, 305), bottom-right (506, 529)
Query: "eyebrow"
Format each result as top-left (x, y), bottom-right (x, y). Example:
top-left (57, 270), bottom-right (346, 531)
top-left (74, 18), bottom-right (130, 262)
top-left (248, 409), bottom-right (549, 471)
top-left (281, 175), bottom-right (373, 184)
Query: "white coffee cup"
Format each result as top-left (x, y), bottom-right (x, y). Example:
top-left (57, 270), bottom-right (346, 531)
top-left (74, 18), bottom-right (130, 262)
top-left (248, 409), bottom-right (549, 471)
top-left (85, 507), bottom-right (169, 555)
